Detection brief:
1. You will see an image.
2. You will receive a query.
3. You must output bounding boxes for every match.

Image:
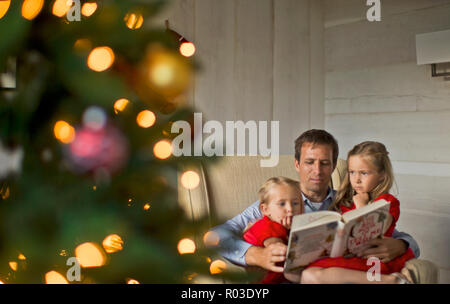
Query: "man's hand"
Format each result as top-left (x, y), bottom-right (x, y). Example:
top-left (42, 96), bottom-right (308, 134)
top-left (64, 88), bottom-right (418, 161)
top-left (245, 243), bottom-right (286, 272)
top-left (263, 237), bottom-right (285, 248)
top-left (356, 237), bottom-right (408, 263)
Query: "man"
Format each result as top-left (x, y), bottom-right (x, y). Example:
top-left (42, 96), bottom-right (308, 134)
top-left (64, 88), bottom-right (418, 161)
top-left (211, 129), bottom-right (419, 274)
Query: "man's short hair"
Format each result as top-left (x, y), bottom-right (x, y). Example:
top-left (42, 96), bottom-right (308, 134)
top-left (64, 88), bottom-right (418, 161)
top-left (294, 129), bottom-right (339, 166)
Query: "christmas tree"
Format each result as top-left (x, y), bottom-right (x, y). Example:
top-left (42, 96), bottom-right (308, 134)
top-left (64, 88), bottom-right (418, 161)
top-left (0, 0), bottom-right (239, 284)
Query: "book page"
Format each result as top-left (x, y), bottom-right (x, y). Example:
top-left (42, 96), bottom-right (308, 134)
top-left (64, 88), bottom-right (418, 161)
top-left (341, 202), bottom-right (392, 254)
top-left (284, 218), bottom-right (340, 274)
top-left (341, 199), bottom-right (389, 223)
top-left (291, 211), bottom-right (341, 231)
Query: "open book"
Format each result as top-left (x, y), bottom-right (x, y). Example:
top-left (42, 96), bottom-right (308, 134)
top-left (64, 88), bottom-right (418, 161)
top-left (283, 199), bottom-right (392, 277)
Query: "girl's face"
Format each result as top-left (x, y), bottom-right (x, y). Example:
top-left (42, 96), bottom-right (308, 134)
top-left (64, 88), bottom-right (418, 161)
top-left (261, 184), bottom-right (304, 224)
top-left (348, 155), bottom-right (385, 194)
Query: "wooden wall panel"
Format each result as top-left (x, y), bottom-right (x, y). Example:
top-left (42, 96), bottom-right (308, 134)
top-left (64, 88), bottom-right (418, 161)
top-left (194, 0), bottom-right (235, 120)
top-left (233, 0), bottom-right (274, 123)
top-left (273, 0), bottom-right (311, 154)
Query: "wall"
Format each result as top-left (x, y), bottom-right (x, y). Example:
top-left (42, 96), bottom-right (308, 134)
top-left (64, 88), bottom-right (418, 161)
top-left (324, 0), bottom-right (450, 283)
top-left (156, 0), bottom-right (325, 154)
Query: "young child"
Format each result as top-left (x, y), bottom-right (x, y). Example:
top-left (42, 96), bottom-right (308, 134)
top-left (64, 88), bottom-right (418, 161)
top-left (301, 141), bottom-right (416, 284)
top-left (243, 177), bottom-right (304, 284)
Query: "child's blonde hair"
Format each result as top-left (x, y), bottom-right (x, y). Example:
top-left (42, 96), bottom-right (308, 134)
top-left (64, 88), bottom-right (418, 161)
top-left (258, 176), bottom-right (301, 205)
top-left (329, 141), bottom-right (394, 211)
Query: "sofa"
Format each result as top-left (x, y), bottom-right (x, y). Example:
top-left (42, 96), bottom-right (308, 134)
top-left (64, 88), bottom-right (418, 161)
top-left (178, 155), bottom-right (439, 283)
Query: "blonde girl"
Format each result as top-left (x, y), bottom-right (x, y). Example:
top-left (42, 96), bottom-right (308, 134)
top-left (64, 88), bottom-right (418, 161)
top-left (243, 177), bottom-right (304, 283)
top-left (301, 141), bottom-right (416, 284)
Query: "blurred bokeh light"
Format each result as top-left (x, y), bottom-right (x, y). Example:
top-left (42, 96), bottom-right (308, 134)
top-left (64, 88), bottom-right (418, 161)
top-left (153, 140), bottom-right (172, 159)
top-left (75, 242), bottom-right (106, 268)
top-left (209, 260), bottom-right (227, 275)
top-left (136, 110), bottom-right (156, 128)
top-left (0, 0), bottom-right (11, 19)
top-left (45, 271), bottom-right (69, 284)
top-left (87, 46), bottom-right (115, 72)
top-left (179, 42), bottom-right (196, 57)
top-left (114, 98), bottom-right (130, 114)
top-left (124, 12), bottom-right (144, 30)
top-left (102, 234), bottom-right (124, 254)
top-left (81, 2), bottom-right (97, 17)
top-left (177, 238), bottom-right (196, 255)
top-left (54, 121), bottom-right (76, 144)
top-left (180, 171), bottom-right (200, 189)
top-left (52, 0), bottom-right (72, 17)
top-left (21, 0), bottom-right (44, 20)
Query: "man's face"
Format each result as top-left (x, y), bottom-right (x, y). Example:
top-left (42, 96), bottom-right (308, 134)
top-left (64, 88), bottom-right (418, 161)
top-left (294, 143), bottom-right (335, 200)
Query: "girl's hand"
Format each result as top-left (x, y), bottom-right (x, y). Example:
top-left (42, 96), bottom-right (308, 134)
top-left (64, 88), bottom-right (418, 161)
top-left (281, 215), bottom-right (293, 229)
top-left (353, 192), bottom-right (370, 209)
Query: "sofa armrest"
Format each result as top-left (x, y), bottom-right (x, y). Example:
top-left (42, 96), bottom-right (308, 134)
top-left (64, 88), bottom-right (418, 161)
top-left (177, 164), bottom-right (211, 222)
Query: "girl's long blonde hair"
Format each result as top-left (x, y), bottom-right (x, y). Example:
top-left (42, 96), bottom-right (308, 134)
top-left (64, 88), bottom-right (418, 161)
top-left (329, 141), bottom-right (394, 211)
top-left (258, 176), bottom-right (301, 205)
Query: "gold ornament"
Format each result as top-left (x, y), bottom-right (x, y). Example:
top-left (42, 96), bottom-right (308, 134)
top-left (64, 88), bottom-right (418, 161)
top-left (135, 44), bottom-right (193, 114)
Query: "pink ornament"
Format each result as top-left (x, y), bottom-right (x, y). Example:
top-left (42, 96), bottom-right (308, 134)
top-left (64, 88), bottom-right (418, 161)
top-left (65, 124), bottom-right (129, 176)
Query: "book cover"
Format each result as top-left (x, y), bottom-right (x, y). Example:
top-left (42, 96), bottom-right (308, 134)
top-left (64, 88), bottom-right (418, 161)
top-left (284, 199), bottom-right (391, 276)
